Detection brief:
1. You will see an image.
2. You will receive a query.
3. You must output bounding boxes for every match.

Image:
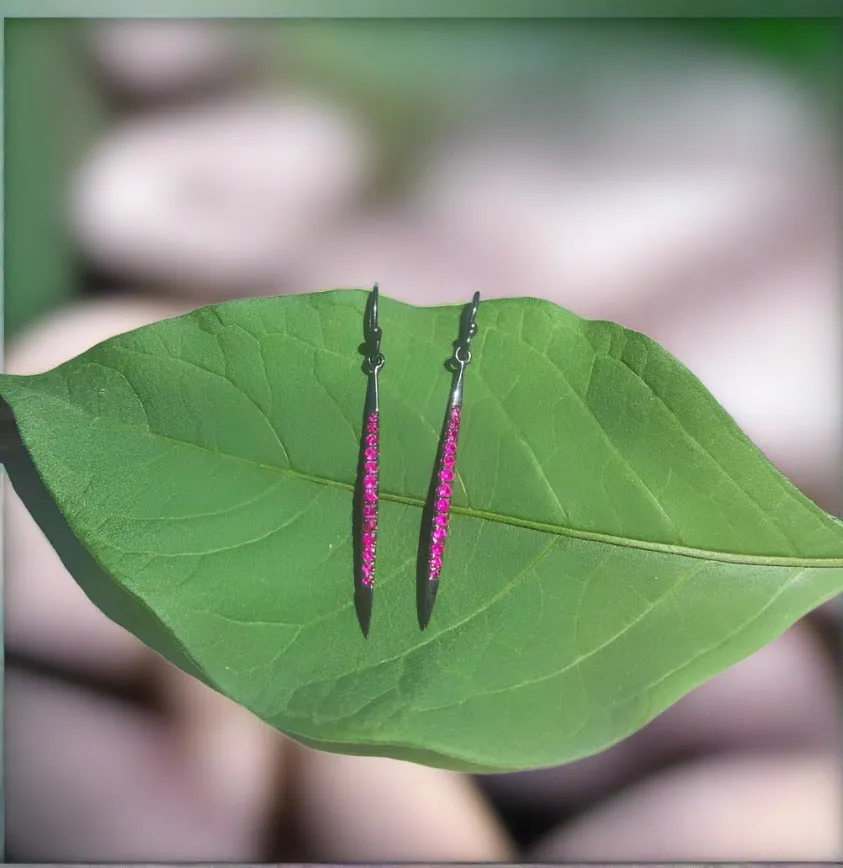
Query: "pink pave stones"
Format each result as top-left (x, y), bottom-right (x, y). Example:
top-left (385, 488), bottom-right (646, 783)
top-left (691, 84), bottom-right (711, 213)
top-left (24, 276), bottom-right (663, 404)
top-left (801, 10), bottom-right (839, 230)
top-left (427, 406), bottom-right (461, 581)
top-left (360, 410), bottom-right (379, 588)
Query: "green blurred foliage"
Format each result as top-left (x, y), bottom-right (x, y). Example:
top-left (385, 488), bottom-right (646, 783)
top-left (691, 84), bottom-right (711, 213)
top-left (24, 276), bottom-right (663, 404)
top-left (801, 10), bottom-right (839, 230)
top-left (694, 18), bottom-right (839, 83)
top-left (4, 20), bottom-right (106, 339)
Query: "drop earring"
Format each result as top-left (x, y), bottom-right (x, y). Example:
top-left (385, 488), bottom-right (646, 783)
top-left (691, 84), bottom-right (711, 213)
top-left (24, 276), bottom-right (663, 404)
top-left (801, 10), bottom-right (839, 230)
top-left (418, 292), bottom-right (480, 630)
top-left (354, 284), bottom-right (384, 637)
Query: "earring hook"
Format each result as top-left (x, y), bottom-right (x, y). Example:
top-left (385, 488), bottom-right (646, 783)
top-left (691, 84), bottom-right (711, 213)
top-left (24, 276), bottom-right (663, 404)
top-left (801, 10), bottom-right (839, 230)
top-left (365, 283), bottom-right (384, 372)
top-left (369, 283), bottom-right (382, 345)
top-left (455, 291), bottom-right (480, 366)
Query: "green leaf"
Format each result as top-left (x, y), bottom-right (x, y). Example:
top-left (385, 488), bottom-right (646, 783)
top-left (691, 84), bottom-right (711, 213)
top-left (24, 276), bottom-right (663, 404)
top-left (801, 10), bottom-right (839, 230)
top-left (2, 290), bottom-right (842, 772)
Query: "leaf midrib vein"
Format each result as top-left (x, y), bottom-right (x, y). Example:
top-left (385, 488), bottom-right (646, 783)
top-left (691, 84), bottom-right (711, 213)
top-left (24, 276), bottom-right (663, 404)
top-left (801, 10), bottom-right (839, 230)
top-left (25, 385), bottom-right (843, 570)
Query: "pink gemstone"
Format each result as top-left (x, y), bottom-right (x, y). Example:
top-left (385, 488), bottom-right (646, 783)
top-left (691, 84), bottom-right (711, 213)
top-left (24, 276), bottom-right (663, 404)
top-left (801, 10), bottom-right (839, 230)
top-left (364, 518), bottom-right (376, 532)
top-left (439, 467), bottom-right (454, 483)
top-left (364, 447), bottom-right (377, 461)
top-left (437, 483), bottom-right (452, 498)
top-left (362, 531), bottom-right (374, 547)
top-left (431, 541), bottom-right (445, 557)
top-left (434, 513), bottom-right (448, 527)
top-left (368, 412), bottom-right (379, 427)
top-left (442, 453), bottom-right (456, 470)
top-left (365, 461), bottom-right (377, 474)
top-left (364, 474), bottom-right (377, 489)
top-left (435, 497), bottom-right (449, 511)
top-left (451, 408), bottom-right (461, 420)
top-left (432, 526), bottom-right (447, 543)
top-left (363, 504), bottom-right (376, 519)
top-left (366, 433), bottom-right (377, 447)
top-left (362, 548), bottom-right (375, 564)
top-left (364, 489), bottom-right (377, 504)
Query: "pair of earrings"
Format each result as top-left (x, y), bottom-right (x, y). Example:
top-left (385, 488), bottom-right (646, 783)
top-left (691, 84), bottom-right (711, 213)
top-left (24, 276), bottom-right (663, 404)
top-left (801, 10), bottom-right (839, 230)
top-left (354, 284), bottom-right (480, 637)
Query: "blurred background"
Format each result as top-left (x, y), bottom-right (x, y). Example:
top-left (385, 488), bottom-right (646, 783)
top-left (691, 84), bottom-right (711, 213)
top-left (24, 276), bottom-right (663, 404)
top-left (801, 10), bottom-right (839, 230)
top-left (3, 16), bottom-right (841, 862)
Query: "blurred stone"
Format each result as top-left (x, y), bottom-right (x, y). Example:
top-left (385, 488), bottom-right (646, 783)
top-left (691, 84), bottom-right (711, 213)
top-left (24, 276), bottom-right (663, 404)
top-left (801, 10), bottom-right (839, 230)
top-left (292, 745), bottom-right (515, 862)
top-left (154, 661), bottom-right (286, 842)
top-left (88, 20), bottom-right (247, 99)
top-left (7, 667), bottom-right (266, 861)
top-left (5, 297), bottom-right (191, 675)
top-left (411, 53), bottom-right (832, 321)
top-left (71, 96), bottom-right (372, 297)
top-left (284, 210), bottom-right (510, 305)
top-left (5, 296), bottom-right (191, 375)
top-left (481, 621), bottom-right (839, 814)
top-left (528, 751), bottom-right (841, 861)
top-left (413, 133), bottom-right (830, 321)
top-left (571, 49), bottom-right (827, 167)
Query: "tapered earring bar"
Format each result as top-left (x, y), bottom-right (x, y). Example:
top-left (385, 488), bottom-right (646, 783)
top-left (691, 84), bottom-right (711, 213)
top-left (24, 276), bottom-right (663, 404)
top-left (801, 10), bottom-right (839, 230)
top-left (418, 291), bottom-right (480, 630)
top-left (354, 284), bottom-right (384, 637)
